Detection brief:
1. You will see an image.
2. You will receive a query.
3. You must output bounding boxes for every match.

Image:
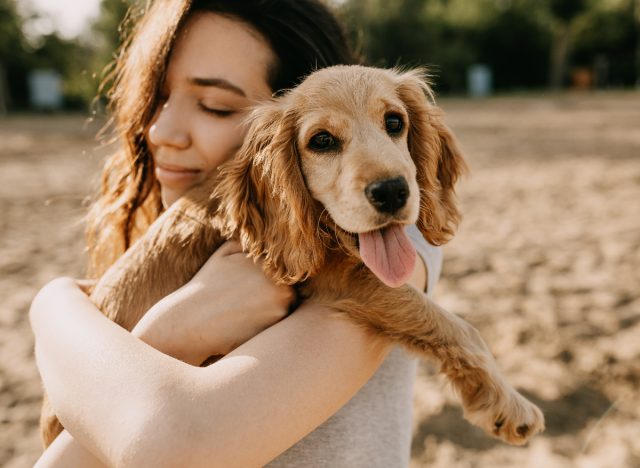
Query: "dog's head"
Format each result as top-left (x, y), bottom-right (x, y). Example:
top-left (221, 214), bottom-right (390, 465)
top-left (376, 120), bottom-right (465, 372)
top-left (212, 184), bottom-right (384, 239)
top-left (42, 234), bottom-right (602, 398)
top-left (217, 65), bottom-right (467, 286)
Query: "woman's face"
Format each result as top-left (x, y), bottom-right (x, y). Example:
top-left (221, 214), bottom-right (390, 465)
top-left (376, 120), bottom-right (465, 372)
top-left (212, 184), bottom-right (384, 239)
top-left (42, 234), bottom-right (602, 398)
top-left (147, 12), bottom-right (275, 208)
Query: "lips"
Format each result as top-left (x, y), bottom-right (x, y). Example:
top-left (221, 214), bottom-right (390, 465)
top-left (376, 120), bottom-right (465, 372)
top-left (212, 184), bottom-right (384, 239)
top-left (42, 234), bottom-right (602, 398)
top-left (155, 163), bottom-right (203, 188)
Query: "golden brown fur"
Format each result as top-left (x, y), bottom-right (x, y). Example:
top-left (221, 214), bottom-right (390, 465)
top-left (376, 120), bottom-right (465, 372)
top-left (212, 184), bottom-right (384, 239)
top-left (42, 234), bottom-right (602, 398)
top-left (40, 66), bottom-right (544, 447)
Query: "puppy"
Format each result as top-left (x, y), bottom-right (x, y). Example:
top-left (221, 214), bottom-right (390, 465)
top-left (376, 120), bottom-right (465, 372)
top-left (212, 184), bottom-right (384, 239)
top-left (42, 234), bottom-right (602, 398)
top-left (40, 65), bottom-right (544, 447)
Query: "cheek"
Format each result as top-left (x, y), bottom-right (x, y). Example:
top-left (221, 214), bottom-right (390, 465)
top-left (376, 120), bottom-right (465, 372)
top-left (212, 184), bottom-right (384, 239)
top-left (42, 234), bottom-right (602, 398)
top-left (301, 156), bottom-right (342, 205)
top-left (194, 117), bottom-right (247, 172)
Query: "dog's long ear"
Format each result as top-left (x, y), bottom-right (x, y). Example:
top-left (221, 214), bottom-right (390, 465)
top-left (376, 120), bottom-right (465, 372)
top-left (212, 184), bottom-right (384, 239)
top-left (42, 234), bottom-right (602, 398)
top-left (216, 100), bottom-right (325, 284)
top-left (394, 70), bottom-right (468, 245)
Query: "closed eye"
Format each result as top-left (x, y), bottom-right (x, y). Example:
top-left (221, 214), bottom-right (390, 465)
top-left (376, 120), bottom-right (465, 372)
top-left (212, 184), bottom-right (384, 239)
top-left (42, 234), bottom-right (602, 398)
top-left (198, 102), bottom-right (236, 117)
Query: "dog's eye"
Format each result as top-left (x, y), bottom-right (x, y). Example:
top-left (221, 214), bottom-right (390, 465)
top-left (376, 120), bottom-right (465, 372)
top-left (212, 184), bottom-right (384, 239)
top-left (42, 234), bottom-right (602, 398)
top-left (309, 132), bottom-right (338, 151)
top-left (385, 114), bottom-right (404, 135)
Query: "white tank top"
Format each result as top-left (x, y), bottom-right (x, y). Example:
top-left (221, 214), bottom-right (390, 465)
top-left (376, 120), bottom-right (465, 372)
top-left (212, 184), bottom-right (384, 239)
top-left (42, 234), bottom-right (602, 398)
top-left (267, 226), bottom-right (442, 467)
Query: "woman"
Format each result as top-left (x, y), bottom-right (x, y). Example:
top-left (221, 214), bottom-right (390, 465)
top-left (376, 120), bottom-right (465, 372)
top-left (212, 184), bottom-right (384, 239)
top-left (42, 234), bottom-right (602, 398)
top-left (30, 0), bottom-right (442, 466)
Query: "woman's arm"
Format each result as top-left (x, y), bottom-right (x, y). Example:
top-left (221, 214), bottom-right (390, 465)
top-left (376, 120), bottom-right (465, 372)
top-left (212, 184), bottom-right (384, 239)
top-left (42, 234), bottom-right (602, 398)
top-left (130, 241), bottom-right (293, 366)
top-left (32, 234), bottom-right (436, 466)
top-left (130, 302), bottom-right (392, 467)
top-left (33, 429), bottom-right (106, 468)
top-left (125, 255), bottom-right (429, 467)
top-left (30, 279), bottom-right (392, 467)
top-left (31, 277), bottom-right (193, 466)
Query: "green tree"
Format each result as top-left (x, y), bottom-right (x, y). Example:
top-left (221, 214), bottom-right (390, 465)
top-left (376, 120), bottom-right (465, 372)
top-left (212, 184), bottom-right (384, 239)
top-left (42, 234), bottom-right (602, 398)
top-left (92, 0), bottom-right (135, 71)
top-left (0, 0), bottom-right (30, 108)
top-left (89, 0), bottom-right (141, 109)
top-left (547, 0), bottom-right (590, 88)
top-left (29, 33), bottom-right (95, 108)
top-left (337, 0), bottom-right (638, 92)
top-left (0, 0), bottom-right (132, 110)
top-left (33, 0), bottom-right (136, 110)
top-left (477, 2), bottom-right (551, 90)
top-left (337, 0), bottom-right (481, 92)
top-left (571, 0), bottom-right (638, 87)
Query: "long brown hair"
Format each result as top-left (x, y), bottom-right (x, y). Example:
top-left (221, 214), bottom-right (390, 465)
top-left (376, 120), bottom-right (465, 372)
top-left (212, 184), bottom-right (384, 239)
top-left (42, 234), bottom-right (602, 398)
top-left (86, 0), bottom-right (357, 278)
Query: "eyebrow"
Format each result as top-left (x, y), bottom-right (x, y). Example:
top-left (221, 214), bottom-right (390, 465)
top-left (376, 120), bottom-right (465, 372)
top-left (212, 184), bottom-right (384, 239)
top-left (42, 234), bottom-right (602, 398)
top-left (188, 77), bottom-right (246, 97)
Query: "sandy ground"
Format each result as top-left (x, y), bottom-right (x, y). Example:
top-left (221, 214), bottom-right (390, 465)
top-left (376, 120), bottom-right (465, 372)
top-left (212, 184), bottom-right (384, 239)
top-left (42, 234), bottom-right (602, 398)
top-left (1, 92), bottom-right (639, 467)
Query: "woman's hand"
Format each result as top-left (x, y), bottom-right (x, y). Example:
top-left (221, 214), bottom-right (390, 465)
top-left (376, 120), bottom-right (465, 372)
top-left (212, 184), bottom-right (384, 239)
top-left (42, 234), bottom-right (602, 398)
top-left (131, 240), bottom-right (294, 365)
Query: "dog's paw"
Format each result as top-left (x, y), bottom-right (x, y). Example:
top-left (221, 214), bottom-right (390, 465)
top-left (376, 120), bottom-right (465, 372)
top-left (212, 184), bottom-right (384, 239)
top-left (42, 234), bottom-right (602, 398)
top-left (463, 382), bottom-right (545, 445)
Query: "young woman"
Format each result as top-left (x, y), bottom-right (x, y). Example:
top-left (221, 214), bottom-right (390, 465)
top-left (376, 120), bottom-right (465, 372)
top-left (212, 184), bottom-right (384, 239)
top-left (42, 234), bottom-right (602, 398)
top-left (30, 1), bottom-right (442, 466)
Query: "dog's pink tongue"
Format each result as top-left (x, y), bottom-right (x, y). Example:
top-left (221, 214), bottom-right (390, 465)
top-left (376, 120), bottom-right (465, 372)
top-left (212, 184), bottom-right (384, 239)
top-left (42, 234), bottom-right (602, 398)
top-left (358, 224), bottom-right (416, 288)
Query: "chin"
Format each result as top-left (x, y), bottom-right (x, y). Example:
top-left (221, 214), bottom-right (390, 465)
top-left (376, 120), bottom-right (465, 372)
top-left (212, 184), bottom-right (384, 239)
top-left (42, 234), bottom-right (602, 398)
top-left (161, 189), bottom-right (181, 209)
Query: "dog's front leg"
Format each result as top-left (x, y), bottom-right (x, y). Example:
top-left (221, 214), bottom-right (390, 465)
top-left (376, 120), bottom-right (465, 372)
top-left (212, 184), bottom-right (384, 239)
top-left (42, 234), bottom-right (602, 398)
top-left (91, 177), bottom-right (226, 331)
top-left (91, 209), bottom-right (226, 331)
top-left (313, 273), bottom-right (544, 445)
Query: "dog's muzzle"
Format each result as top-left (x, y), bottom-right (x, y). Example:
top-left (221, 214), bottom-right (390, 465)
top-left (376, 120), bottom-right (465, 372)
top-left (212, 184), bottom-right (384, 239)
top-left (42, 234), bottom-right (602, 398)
top-left (364, 176), bottom-right (409, 214)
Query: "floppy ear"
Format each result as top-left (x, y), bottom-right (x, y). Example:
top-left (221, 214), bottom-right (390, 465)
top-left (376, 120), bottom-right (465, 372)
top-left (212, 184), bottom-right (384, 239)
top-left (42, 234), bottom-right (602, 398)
top-left (394, 70), bottom-right (468, 245)
top-left (216, 100), bottom-right (325, 284)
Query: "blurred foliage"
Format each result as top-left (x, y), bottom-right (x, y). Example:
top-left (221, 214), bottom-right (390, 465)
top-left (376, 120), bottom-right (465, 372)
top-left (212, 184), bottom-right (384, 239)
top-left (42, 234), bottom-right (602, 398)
top-left (1, 0), bottom-right (638, 111)
top-left (0, 0), bottom-right (134, 111)
top-left (30, 34), bottom-right (96, 109)
top-left (91, 0), bottom-right (138, 90)
top-left (476, 3), bottom-right (551, 90)
top-left (338, 0), bottom-right (639, 93)
top-left (549, 0), bottom-right (588, 22)
top-left (0, 0), bottom-right (31, 107)
top-left (572, 2), bottom-right (638, 86)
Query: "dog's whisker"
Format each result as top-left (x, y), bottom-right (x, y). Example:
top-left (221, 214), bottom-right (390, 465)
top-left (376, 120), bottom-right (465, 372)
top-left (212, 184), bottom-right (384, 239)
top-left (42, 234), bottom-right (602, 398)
top-left (329, 221), bottom-right (352, 258)
top-left (315, 208), bottom-right (332, 249)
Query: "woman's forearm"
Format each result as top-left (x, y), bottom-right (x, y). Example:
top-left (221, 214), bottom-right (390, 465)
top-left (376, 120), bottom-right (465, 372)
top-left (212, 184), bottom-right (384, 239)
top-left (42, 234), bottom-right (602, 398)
top-left (31, 267), bottom-right (420, 467)
top-left (30, 277), bottom-right (391, 467)
top-left (130, 286), bottom-right (213, 366)
top-left (30, 278), bottom-right (194, 465)
top-left (34, 430), bottom-right (107, 468)
top-left (122, 302), bottom-right (391, 467)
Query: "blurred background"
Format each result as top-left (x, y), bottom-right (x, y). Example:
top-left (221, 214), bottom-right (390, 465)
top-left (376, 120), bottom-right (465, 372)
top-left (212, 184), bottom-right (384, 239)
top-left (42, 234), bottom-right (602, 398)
top-left (1, 0), bottom-right (639, 467)
top-left (1, 0), bottom-right (639, 110)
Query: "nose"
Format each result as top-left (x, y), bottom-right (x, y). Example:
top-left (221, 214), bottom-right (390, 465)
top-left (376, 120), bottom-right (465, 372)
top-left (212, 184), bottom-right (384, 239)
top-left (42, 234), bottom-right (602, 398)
top-left (147, 101), bottom-right (191, 149)
top-left (365, 176), bottom-right (410, 214)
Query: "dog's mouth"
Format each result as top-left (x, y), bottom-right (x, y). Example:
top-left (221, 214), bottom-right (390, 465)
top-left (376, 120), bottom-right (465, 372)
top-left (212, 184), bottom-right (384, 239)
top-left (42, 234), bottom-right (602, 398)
top-left (357, 223), bottom-right (416, 288)
top-left (337, 222), bottom-right (416, 289)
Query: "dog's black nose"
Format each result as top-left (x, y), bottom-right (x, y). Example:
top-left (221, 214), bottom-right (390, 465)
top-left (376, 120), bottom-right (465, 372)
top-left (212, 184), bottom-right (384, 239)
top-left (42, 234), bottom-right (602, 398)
top-left (365, 177), bottom-right (409, 214)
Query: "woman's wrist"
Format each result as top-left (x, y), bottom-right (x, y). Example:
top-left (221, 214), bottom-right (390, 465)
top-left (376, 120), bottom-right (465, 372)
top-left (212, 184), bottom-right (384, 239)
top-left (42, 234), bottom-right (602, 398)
top-left (131, 286), bottom-right (218, 366)
top-left (34, 430), bottom-right (107, 468)
top-left (130, 311), bottom-right (181, 359)
top-left (131, 307), bottom-right (199, 365)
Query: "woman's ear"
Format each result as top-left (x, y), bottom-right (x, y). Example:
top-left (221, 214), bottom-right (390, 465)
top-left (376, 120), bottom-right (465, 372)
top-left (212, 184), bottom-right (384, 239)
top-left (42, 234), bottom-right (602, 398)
top-left (394, 69), bottom-right (468, 245)
top-left (216, 100), bottom-right (325, 284)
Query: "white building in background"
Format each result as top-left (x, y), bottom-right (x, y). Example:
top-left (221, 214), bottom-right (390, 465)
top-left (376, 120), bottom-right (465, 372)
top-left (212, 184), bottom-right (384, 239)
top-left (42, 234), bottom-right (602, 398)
top-left (467, 64), bottom-right (493, 98)
top-left (28, 70), bottom-right (63, 110)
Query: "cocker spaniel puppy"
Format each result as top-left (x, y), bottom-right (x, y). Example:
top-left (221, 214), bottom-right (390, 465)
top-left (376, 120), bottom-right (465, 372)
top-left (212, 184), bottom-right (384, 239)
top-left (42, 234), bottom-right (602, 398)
top-left (40, 65), bottom-right (544, 447)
